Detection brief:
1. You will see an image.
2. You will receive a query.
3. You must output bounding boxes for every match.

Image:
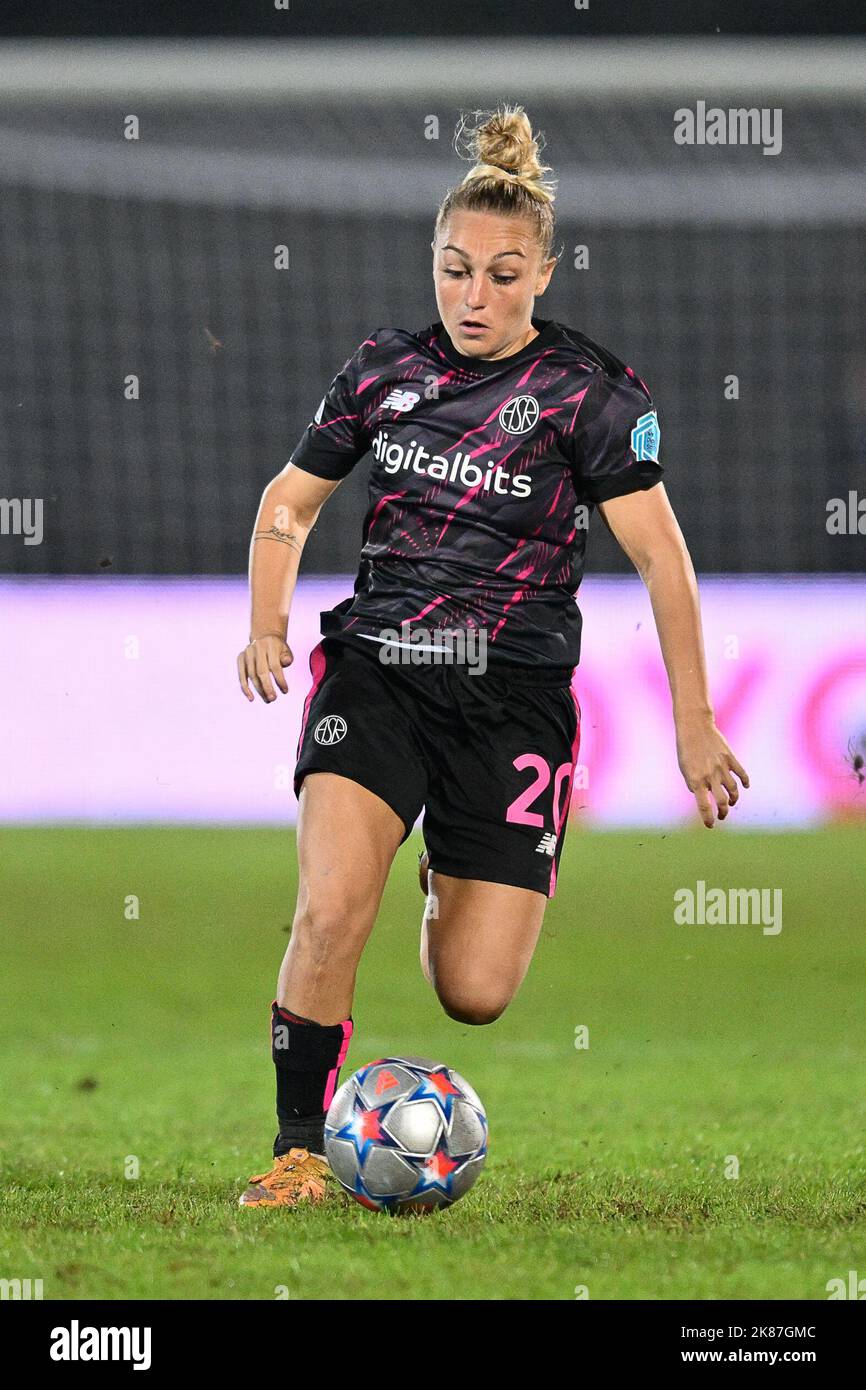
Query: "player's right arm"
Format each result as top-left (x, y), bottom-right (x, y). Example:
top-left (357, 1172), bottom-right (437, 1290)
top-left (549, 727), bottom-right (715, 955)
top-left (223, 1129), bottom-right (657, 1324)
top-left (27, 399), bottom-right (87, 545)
top-left (237, 331), bottom-right (378, 702)
top-left (237, 463), bottom-right (341, 704)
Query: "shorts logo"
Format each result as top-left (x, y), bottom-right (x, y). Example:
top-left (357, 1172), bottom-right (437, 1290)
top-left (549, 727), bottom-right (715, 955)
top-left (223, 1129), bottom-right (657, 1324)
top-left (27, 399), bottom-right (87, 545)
top-left (535, 832), bottom-right (558, 856)
top-left (498, 395), bottom-right (540, 435)
top-left (382, 388), bottom-right (420, 414)
top-left (314, 715), bottom-right (347, 745)
top-left (630, 410), bottom-right (661, 462)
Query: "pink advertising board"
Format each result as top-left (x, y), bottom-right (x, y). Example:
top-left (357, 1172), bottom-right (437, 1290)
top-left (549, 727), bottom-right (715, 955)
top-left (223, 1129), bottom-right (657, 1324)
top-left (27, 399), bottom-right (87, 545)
top-left (2, 576), bottom-right (864, 826)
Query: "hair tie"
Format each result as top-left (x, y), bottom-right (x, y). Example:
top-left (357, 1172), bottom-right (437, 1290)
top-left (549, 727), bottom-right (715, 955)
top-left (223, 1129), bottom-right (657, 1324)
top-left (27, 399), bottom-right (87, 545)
top-left (467, 161), bottom-right (524, 183)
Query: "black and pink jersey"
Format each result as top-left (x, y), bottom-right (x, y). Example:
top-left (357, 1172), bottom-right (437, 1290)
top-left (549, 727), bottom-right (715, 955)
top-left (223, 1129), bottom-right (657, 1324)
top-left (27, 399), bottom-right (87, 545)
top-left (289, 316), bottom-right (664, 669)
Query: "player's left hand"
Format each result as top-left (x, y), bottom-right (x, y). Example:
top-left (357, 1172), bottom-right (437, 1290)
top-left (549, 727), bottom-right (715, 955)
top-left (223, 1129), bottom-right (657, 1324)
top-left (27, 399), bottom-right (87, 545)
top-left (675, 713), bottom-right (750, 828)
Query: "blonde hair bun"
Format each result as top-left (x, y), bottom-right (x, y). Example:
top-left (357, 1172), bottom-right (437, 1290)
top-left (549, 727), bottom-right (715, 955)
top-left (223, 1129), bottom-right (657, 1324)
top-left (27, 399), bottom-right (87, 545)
top-left (456, 105), bottom-right (557, 206)
top-left (434, 105), bottom-right (559, 264)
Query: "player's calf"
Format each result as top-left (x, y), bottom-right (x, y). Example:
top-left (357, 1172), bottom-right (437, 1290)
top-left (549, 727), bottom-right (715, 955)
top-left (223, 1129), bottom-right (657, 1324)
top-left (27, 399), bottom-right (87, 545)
top-left (418, 868), bottom-right (544, 1024)
top-left (239, 1002), bottom-right (353, 1210)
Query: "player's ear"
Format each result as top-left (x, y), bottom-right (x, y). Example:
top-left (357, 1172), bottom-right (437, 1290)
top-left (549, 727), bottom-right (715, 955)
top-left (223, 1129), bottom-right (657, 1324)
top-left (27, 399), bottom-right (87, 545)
top-left (535, 256), bottom-right (557, 295)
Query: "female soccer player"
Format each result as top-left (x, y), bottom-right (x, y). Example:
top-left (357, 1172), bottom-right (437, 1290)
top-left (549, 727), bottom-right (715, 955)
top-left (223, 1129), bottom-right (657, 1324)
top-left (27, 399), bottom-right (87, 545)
top-left (235, 107), bottom-right (749, 1207)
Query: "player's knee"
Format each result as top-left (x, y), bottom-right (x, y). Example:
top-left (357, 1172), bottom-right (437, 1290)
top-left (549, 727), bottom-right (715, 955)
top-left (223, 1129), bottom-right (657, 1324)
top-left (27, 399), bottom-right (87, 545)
top-left (292, 897), bottom-right (368, 962)
top-left (437, 988), bottom-right (508, 1026)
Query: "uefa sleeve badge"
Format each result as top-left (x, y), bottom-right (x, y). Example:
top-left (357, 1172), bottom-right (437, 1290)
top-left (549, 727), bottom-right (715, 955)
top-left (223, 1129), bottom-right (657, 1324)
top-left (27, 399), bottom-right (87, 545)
top-left (630, 410), bottom-right (661, 462)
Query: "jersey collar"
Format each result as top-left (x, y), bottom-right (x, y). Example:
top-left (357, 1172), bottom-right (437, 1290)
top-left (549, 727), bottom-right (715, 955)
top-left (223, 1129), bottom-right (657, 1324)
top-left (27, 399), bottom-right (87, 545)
top-left (433, 317), bottom-right (560, 377)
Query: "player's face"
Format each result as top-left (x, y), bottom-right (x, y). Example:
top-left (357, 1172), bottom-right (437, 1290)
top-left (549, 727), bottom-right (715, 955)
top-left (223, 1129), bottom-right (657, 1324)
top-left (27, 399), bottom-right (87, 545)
top-left (432, 209), bottom-right (556, 360)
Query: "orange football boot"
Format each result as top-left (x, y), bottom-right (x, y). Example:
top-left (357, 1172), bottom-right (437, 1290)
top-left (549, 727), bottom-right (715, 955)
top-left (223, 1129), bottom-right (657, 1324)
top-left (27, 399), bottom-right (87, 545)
top-left (238, 1148), bottom-right (337, 1208)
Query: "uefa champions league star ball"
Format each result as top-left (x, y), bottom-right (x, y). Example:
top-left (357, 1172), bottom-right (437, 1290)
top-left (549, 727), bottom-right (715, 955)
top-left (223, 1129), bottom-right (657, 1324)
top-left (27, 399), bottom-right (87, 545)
top-left (324, 1057), bottom-right (488, 1212)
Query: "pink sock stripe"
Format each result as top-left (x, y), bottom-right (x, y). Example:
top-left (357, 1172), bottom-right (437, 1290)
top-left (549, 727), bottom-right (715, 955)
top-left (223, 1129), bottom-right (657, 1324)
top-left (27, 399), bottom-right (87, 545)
top-left (322, 1018), bottom-right (354, 1112)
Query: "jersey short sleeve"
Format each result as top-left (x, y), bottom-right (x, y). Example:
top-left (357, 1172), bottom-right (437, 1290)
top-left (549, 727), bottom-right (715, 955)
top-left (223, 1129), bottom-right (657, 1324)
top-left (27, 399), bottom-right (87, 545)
top-left (570, 369), bottom-right (664, 504)
top-left (289, 333), bottom-right (379, 481)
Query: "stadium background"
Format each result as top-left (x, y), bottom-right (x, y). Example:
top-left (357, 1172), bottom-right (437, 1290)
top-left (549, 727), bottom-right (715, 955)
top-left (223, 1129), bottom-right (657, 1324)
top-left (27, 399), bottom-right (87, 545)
top-left (1, 45), bottom-right (864, 578)
top-left (0, 25), bottom-right (863, 825)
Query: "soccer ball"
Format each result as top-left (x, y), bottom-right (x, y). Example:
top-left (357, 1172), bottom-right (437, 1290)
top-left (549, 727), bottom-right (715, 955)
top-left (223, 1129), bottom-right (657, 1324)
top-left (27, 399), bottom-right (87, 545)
top-left (324, 1056), bottom-right (488, 1212)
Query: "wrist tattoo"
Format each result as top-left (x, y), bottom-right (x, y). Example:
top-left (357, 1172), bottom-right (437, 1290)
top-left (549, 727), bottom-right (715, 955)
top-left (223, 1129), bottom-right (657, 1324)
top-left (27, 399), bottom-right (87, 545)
top-left (253, 526), bottom-right (302, 552)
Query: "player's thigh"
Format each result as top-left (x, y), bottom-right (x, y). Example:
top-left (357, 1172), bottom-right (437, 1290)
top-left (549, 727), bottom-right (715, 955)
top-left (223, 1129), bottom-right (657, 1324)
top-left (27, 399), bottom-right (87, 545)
top-left (296, 771), bottom-right (405, 936)
top-left (294, 638), bottom-right (429, 860)
top-left (422, 677), bottom-right (580, 901)
top-left (421, 869), bottom-right (547, 1023)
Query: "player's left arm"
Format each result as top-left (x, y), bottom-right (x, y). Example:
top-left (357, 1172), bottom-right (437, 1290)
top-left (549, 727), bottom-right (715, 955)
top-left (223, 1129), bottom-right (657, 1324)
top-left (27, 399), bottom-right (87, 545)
top-left (598, 483), bottom-right (750, 827)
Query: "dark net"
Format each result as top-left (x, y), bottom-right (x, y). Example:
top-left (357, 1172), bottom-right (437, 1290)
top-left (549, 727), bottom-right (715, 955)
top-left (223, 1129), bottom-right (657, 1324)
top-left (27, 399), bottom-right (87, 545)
top-left (1, 97), bottom-right (863, 575)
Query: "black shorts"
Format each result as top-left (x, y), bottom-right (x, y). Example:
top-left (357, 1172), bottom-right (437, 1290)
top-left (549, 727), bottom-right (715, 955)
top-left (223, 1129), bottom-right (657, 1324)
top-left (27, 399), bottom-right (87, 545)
top-left (293, 635), bottom-right (581, 897)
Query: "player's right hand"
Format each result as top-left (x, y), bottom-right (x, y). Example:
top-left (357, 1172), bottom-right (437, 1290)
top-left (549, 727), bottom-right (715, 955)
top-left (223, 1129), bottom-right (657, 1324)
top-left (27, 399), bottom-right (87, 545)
top-left (237, 635), bottom-right (294, 704)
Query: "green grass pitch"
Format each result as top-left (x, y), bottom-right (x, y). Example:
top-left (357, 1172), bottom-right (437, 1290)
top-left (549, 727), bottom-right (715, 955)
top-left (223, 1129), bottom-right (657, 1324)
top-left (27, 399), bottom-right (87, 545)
top-left (1, 825), bottom-right (864, 1301)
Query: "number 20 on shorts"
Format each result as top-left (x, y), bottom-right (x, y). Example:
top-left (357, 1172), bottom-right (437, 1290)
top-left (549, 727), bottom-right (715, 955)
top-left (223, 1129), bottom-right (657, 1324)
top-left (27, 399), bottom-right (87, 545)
top-left (505, 754), bottom-right (574, 828)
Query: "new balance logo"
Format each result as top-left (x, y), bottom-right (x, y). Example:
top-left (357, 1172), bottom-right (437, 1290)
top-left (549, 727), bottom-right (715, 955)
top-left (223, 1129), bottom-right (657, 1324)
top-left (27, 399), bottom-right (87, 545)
top-left (535, 832), bottom-right (558, 857)
top-left (382, 389), bottom-right (420, 414)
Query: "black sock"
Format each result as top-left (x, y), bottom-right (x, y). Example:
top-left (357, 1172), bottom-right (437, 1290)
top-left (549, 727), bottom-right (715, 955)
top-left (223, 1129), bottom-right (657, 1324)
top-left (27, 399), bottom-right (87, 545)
top-left (270, 1001), bottom-right (353, 1158)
